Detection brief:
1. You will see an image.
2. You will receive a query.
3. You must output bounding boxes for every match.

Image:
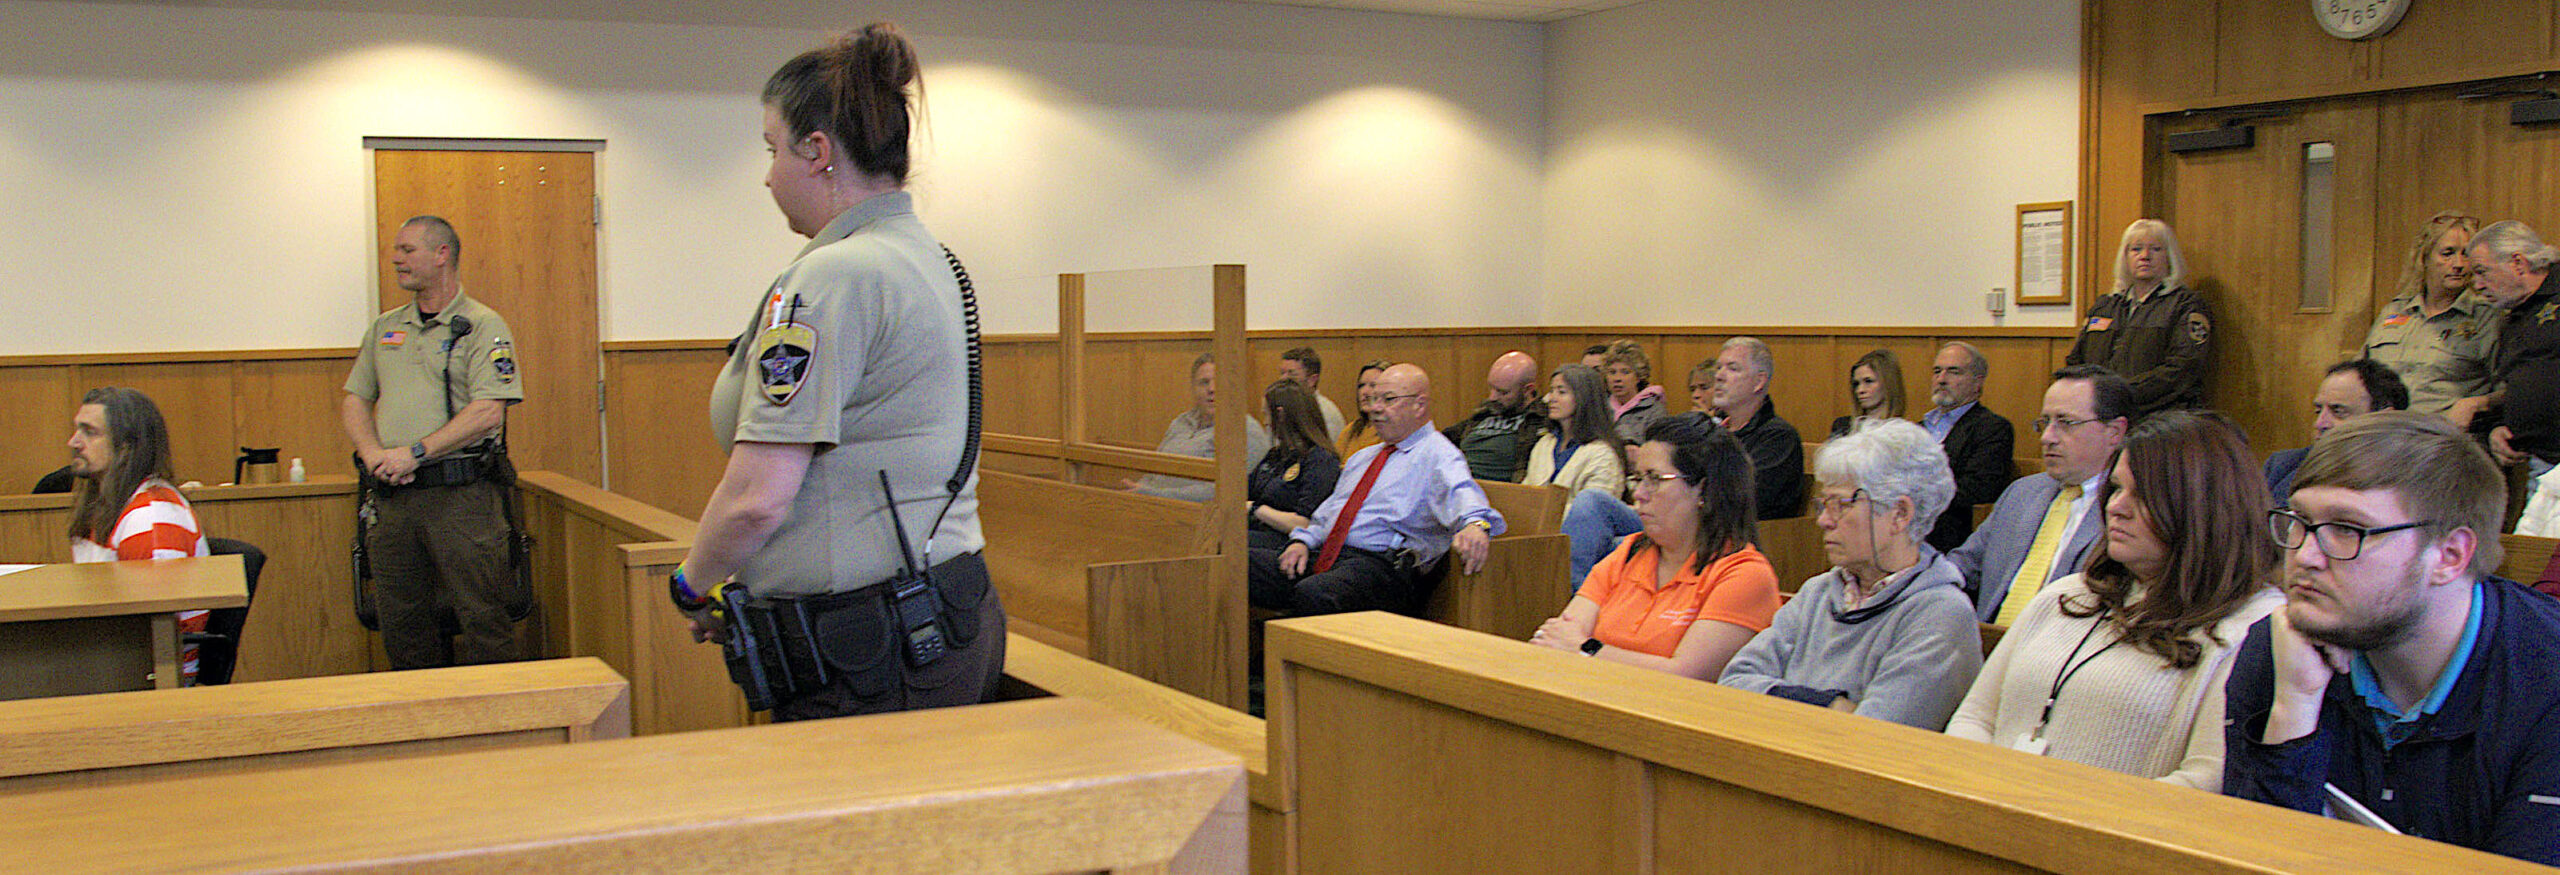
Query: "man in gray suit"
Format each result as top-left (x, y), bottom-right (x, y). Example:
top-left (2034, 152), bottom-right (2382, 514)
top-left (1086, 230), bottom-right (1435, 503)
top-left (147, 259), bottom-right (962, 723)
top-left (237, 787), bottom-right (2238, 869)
top-left (1947, 365), bottom-right (2133, 623)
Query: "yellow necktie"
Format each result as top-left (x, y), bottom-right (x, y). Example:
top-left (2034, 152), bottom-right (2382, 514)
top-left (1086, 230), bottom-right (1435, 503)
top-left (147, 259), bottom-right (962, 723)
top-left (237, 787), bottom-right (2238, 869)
top-left (1995, 484), bottom-right (2082, 626)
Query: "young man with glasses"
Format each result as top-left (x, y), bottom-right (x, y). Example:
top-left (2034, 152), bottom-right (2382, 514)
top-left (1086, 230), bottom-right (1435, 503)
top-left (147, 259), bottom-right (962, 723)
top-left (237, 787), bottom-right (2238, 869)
top-left (1947, 365), bottom-right (2133, 624)
top-left (2222, 412), bottom-right (2560, 865)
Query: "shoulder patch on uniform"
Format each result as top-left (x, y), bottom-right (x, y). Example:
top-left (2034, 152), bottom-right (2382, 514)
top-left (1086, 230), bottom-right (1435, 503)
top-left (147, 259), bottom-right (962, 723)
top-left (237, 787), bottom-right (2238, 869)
top-left (490, 345), bottom-right (518, 382)
top-left (2540, 302), bottom-right (2558, 325)
top-left (2085, 316), bottom-right (2113, 332)
top-left (2186, 311), bottom-right (2212, 343)
top-left (380, 329), bottom-right (407, 347)
top-left (753, 323), bottom-right (818, 405)
top-left (2381, 312), bottom-right (2411, 327)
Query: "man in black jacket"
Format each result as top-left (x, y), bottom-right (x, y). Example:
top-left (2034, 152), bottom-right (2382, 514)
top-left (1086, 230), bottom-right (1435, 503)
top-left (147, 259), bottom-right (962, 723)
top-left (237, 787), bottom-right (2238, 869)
top-left (1920, 342), bottom-right (2012, 551)
top-left (1443, 350), bottom-right (1540, 483)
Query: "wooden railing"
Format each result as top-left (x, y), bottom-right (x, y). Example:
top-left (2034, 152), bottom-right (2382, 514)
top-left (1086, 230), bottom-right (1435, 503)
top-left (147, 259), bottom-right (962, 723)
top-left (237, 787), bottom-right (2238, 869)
top-left (1263, 611), bottom-right (2550, 874)
top-left (0, 657), bottom-right (627, 794)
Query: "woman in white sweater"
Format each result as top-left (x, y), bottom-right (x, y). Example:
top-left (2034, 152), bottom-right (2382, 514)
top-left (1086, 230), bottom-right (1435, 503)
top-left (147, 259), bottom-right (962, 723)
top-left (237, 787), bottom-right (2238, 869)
top-left (1946, 411), bottom-right (2282, 789)
top-left (1525, 363), bottom-right (1625, 500)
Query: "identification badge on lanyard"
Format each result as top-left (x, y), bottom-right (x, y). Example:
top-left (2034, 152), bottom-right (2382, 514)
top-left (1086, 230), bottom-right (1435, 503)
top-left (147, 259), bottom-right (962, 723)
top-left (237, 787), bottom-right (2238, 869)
top-left (2009, 729), bottom-right (2051, 756)
top-left (751, 290), bottom-right (818, 406)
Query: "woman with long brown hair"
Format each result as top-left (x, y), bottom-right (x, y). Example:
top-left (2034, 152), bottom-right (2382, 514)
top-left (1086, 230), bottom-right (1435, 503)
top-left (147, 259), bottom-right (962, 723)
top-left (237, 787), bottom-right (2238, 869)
top-left (1247, 380), bottom-right (1342, 551)
top-left (1947, 410), bottom-right (2282, 788)
top-left (1827, 348), bottom-right (1905, 438)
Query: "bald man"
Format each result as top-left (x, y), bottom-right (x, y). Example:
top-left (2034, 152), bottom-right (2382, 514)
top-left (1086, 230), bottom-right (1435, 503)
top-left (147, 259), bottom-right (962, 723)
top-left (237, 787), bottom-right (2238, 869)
top-left (1443, 350), bottom-right (1541, 482)
top-left (1252, 363), bottom-right (1507, 617)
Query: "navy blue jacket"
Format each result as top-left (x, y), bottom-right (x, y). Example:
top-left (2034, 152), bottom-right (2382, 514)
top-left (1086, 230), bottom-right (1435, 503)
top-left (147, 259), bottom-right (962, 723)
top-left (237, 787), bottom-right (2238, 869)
top-left (2222, 577), bottom-right (2560, 865)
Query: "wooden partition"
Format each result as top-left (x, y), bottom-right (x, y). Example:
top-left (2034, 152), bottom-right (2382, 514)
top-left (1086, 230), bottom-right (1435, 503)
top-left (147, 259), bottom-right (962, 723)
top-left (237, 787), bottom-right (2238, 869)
top-left (0, 657), bottom-right (627, 795)
top-left (1000, 632), bottom-right (1282, 874)
top-left (0, 696), bottom-right (1242, 873)
top-left (1264, 611), bottom-right (2545, 874)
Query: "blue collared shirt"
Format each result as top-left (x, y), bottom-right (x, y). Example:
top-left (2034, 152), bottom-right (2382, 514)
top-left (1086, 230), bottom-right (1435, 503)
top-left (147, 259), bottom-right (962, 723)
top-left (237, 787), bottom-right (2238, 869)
top-left (1921, 401), bottom-right (1976, 442)
top-left (1292, 421), bottom-right (1506, 567)
top-left (2350, 581), bottom-right (2484, 747)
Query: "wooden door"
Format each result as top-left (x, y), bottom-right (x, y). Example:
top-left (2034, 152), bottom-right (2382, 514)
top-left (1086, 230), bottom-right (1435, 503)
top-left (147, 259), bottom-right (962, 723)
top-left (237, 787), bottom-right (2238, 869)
top-left (372, 150), bottom-right (601, 484)
top-left (2155, 85), bottom-right (2560, 455)
top-left (2153, 100), bottom-right (2379, 452)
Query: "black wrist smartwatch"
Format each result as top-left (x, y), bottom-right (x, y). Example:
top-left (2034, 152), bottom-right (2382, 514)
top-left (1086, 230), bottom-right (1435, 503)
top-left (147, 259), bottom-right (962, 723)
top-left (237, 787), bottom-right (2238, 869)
top-left (1580, 638), bottom-right (1603, 657)
top-left (410, 441), bottom-right (429, 461)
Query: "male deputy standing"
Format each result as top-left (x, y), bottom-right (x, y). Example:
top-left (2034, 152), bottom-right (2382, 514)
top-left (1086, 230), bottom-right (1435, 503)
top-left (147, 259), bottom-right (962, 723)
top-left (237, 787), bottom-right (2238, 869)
top-left (341, 215), bottom-right (526, 669)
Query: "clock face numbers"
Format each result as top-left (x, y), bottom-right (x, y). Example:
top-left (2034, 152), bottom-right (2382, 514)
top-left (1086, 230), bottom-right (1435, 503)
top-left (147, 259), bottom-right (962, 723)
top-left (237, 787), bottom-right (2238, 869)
top-left (2312, 0), bottom-right (2411, 40)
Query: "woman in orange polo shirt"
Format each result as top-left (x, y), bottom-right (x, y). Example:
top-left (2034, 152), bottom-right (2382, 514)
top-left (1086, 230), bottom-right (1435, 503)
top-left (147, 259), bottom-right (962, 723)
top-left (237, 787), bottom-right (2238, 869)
top-left (1530, 414), bottom-right (1781, 679)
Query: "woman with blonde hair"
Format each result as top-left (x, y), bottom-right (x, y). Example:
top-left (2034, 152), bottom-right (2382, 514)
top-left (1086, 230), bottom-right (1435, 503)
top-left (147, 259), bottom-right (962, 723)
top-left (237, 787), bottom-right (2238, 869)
top-left (1335, 360), bottom-right (1393, 457)
top-left (2365, 211), bottom-right (2502, 419)
top-left (2066, 219), bottom-right (2213, 418)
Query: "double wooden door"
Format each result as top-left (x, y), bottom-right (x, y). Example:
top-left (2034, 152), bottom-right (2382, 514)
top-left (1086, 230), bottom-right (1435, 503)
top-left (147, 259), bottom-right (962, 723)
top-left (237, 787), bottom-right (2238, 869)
top-left (2152, 87), bottom-right (2560, 450)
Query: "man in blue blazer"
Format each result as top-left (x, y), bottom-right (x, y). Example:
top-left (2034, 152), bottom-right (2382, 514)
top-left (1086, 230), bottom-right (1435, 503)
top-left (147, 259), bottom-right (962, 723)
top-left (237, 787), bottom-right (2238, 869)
top-left (1947, 366), bottom-right (2133, 623)
top-left (2264, 358), bottom-right (2408, 501)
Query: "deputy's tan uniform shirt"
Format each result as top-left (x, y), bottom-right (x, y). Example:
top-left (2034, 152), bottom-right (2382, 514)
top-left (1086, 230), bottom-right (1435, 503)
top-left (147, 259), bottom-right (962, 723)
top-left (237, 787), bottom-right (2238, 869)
top-left (2362, 291), bottom-right (2503, 416)
top-left (709, 192), bottom-right (983, 598)
top-left (345, 292), bottom-right (523, 451)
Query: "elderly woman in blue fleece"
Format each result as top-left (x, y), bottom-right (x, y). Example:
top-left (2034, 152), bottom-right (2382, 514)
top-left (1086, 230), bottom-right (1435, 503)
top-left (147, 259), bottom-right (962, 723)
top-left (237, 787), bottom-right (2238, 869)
top-left (1717, 419), bottom-right (1984, 730)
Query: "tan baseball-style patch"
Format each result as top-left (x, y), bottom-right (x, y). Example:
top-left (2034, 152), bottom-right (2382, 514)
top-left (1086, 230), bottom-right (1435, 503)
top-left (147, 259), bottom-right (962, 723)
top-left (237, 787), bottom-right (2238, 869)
top-left (2186, 312), bottom-right (2211, 344)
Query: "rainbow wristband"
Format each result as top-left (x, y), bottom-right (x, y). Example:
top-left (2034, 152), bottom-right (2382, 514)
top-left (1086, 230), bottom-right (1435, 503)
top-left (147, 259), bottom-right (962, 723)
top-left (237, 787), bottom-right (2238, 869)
top-left (669, 565), bottom-right (709, 612)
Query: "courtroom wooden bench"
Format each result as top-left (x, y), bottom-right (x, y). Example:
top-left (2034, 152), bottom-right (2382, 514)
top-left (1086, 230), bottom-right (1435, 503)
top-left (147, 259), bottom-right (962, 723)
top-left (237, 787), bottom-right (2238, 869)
top-left (2500, 533), bottom-right (2556, 584)
top-left (976, 469), bottom-right (1219, 655)
top-left (0, 697), bottom-right (1243, 873)
top-left (999, 631), bottom-right (1284, 874)
top-left (1263, 611), bottom-right (2547, 874)
top-left (0, 657), bottom-right (628, 795)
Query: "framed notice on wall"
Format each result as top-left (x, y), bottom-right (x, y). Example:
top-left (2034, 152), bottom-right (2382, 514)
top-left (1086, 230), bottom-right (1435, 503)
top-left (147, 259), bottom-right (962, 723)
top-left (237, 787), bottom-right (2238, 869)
top-left (2015, 201), bottom-right (2072, 307)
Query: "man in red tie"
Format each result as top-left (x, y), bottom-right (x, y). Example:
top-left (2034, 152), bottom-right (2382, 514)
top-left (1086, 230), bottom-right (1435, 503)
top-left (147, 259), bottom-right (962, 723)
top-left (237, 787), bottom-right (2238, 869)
top-left (1251, 363), bottom-right (1505, 616)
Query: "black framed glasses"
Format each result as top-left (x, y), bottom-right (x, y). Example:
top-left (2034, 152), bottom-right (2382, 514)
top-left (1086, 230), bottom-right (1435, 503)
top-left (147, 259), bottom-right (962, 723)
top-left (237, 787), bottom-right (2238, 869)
top-left (2267, 508), bottom-right (2433, 561)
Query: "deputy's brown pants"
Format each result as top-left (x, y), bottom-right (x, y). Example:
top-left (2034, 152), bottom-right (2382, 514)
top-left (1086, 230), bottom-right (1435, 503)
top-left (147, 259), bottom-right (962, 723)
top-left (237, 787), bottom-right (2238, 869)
top-left (367, 479), bottom-right (522, 669)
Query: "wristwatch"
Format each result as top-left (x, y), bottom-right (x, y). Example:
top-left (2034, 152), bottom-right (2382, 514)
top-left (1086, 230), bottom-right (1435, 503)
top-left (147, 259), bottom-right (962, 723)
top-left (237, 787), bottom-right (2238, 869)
top-left (1579, 638), bottom-right (1603, 657)
top-left (1466, 518), bottom-right (1493, 532)
top-left (410, 441), bottom-right (429, 461)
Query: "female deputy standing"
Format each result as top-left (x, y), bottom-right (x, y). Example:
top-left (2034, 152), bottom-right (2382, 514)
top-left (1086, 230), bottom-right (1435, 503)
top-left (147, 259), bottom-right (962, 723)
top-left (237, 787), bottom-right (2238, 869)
top-left (673, 23), bottom-right (1003, 720)
top-left (2067, 219), bottom-right (2213, 418)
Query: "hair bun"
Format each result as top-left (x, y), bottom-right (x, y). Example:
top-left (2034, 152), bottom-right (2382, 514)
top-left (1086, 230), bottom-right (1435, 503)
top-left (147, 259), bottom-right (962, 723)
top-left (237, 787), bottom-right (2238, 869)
top-left (855, 22), bottom-right (918, 91)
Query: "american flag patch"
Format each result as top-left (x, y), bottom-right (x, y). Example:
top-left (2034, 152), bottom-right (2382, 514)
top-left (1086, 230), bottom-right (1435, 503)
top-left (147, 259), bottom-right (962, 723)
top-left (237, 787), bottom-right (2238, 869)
top-left (380, 330), bottom-right (407, 347)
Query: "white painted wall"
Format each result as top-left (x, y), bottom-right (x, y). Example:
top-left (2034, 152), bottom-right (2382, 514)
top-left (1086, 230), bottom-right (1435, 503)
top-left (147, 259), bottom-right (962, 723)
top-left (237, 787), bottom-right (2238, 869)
top-left (1541, 0), bottom-right (2081, 328)
top-left (0, 0), bottom-right (1544, 353)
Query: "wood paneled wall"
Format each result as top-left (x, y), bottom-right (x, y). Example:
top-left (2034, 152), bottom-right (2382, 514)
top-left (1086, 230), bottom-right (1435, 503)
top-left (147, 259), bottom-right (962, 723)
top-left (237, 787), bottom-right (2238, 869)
top-left (0, 351), bottom-right (354, 500)
top-left (601, 326), bottom-right (2072, 515)
top-left (0, 326), bottom-right (2074, 524)
top-left (2086, 0), bottom-right (2560, 448)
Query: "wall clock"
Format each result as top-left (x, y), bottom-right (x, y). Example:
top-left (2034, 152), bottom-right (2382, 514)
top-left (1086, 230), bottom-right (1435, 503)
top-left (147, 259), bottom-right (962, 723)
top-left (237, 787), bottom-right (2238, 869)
top-left (2312, 0), bottom-right (2410, 40)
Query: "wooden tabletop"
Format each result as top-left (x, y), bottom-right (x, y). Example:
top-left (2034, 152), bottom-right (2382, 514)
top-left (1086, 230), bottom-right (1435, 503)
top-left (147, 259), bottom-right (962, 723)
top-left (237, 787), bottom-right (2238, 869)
top-left (0, 696), bottom-right (1244, 872)
top-left (0, 555), bottom-right (246, 622)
